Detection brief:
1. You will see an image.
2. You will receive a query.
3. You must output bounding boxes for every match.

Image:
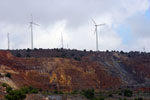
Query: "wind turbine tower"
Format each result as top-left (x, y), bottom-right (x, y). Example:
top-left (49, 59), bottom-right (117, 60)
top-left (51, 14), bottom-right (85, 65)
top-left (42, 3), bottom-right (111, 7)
top-left (61, 32), bottom-right (64, 48)
top-left (29, 14), bottom-right (39, 49)
top-left (7, 33), bottom-right (10, 50)
top-left (91, 18), bottom-right (105, 51)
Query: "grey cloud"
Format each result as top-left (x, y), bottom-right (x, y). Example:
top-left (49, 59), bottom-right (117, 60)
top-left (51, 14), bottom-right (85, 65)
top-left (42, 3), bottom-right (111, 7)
top-left (0, 0), bottom-right (149, 51)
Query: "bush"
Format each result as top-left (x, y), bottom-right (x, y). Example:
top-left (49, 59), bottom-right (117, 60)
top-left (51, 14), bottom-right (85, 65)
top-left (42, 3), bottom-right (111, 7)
top-left (53, 90), bottom-right (58, 94)
top-left (120, 51), bottom-right (124, 54)
top-left (124, 89), bottom-right (133, 97)
top-left (90, 50), bottom-right (93, 53)
top-left (27, 48), bottom-right (31, 52)
top-left (108, 94), bottom-right (113, 97)
top-left (6, 86), bottom-right (12, 93)
top-left (134, 98), bottom-right (143, 100)
top-left (79, 54), bottom-right (84, 57)
top-left (28, 86), bottom-right (38, 93)
top-left (53, 90), bottom-right (63, 94)
top-left (26, 54), bottom-right (31, 57)
top-left (61, 53), bottom-right (66, 58)
top-left (124, 98), bottom-right (127, 100)
top-left (82, 89), bottom-right (95, 100)
top-left (100, 98), bottom-right (105, 100)
top-left (92, 97), bottom-right (105, 100)
top-left (5, 90), bottom-right (26, 100)
top-left (74, 57), bottom-right (81, 61)
top-left (118, 92), bottom-right (122, 96)
top-left (16, 53), bottom-right (21, 57)
top-left (20, 86), bottom-right (38, 94)
top-left (58, 91), bottom-right (63, 94)
top-left (20, 86), bottom-right (30, 94)
top-left (71, 53), bottom-right (75, 57)
top-left (5, 86), bottom-right (38, 100)
top-left (71, 90), bottom-right (79, 94)
top-left (2, 83), bottom-right (8, 87)
top-left (5, 73), bottom-right (11, 78)
top-left (34, 48), bottom-right (38, 51)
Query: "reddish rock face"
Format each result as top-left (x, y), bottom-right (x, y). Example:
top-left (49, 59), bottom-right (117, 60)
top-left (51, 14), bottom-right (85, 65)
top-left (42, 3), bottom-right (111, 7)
top-left (0, 50), bottom-right (150, 92)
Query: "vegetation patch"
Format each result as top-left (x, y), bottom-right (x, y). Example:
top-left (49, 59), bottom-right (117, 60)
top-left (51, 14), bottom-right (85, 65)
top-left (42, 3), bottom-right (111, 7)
top-left (5, 86), bottom-right (38, 100)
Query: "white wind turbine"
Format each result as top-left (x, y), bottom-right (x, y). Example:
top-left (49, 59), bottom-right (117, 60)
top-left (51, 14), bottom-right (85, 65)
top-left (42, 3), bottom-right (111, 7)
top-left (29, 14), bottom-right (39, 49)
top-left (7, 32), bottom-right (10, 50)
top-left (61, 32), bottom-right (64, 49)
top-left (91, 18), bottom-right (105, 51)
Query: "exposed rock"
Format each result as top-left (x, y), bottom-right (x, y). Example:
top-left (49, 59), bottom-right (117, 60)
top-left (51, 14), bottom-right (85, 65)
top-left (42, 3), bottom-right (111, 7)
top-left (0, 50), bottom-right (149, 92)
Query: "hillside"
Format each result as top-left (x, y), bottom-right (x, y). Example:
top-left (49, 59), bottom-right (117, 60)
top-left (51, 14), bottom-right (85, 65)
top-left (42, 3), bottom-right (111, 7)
top-left (0, 49), bottom-right (150, 93)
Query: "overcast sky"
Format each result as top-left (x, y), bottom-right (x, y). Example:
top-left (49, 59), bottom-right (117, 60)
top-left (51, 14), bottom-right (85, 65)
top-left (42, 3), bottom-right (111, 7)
top-left (0, 0), bottom-right (150, 52)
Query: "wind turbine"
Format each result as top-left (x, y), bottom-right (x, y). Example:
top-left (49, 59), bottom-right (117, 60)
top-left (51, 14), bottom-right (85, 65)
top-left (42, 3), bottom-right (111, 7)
top-left (61, 32), bottom-right (64, 48)
top-left (7, 32), bottom-right (10, 50)
top-left (143, 47), bottom-right (146, 52)
top-left (91, 18), bottom-right (105, 51)
top-left (29, 14), bottom-right (39, 49)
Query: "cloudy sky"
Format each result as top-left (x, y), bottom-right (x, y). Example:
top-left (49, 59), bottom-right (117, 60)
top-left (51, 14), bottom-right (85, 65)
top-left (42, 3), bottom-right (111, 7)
top-left (0, 0), bottom-right (150, 52)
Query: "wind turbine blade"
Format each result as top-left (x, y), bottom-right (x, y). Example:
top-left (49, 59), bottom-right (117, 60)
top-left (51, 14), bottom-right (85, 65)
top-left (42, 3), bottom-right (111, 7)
top-left (91, 18), bottom-right (97, 25)
top-left (97, 24), bottom-right (105, 26)
top-left (27, 24), bottom-right (32, 31)
top-left (31, 14), bottom-right (33, 22)
top-left (33, 22), bottom-right (40, 26)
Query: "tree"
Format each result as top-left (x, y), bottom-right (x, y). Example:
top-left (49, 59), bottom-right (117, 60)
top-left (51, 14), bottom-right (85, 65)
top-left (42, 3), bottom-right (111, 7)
top-left (27, 48), bottom-right (31, 52)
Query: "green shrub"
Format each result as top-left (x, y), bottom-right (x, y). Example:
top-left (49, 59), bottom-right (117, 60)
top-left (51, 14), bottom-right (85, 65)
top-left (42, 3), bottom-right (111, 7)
top-left (61, 53), bottom-right (66, 58)
top-left (134, 98), bottom-right (143, 100)
top-left (71, 53), bottom-right (75, 57)
top-left (118, 92), bottom-right (122, 96)
top-left (2, 83), bottom-right (8, 87)
top-left (39, 88), bottom-right (42, 92)
top-left (53, 90), bottom-right (64, 94)
top-left (53, 90), bottom-right (58, 94)
top-left (20, 86), bottom-right (38, 94)
top-left (5, 90), bottom-right (26, 100)
top-left (71, 90), bottom-right (79, 94)
top-left (27, 48), bottom-right (30, 52)
top-left (98, 92), bottom-right (103, 97)
top-left (83, 49), bottom-right (86, 52)
top-left (108, 94), bottom-right (113, 97)
top-left (124, 89), bottom-right (133, 97)
top-left (74, 57), bottom-right (81, 61)
top-left (5, 86), bottom-right (38, 100)
top-left (58, 91), bottom-right (63, 94)
top-left (5, 73), bottom-right (11, 78)
top-left (138, 98), bottom-right (143, 100)
top-left (92, 97), bottom-right (105, 100)
top-left (124, 98), bottom-right (127, 100)
top-left (82, 89), bottom-right (95, 100)
top-left (6, 86), bottom-right (12, 93)
top-left (26, 54), bottom-right (31, 57)
top-left (16, 53), bottom-right (21, 57)
top-left (28, 86), bottom-right (38, 93)
top-left (100, 98), bottom-right (105, 100)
